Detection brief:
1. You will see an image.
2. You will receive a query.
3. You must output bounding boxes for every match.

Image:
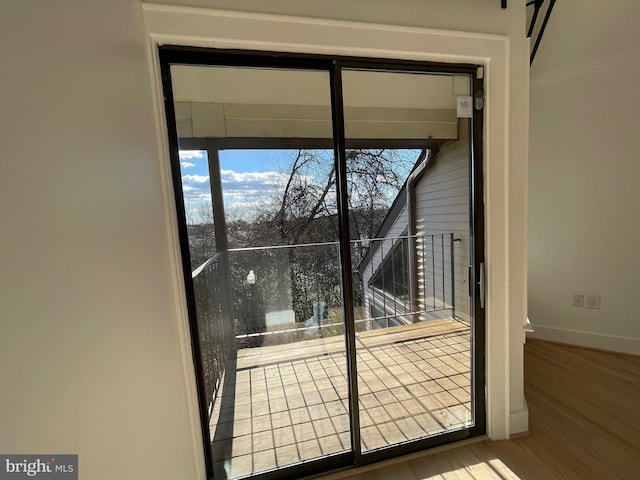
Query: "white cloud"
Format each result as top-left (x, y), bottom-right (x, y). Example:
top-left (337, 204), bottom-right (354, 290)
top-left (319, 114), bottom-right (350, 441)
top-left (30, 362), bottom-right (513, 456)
top-left (185, 193), bottom-right (212, 203)
top-left (179, 150), bottom-right (205, 160)
top-left (219, 169), bottom-right (289, 187)
top-left (182, 174), bottom-right (209, 184)
top-left (182, 167), bottom-right (322, 222)
top-left (180, 161), bottom-right (195, 168)
top-left (181, 173), bottom-right (212, 221)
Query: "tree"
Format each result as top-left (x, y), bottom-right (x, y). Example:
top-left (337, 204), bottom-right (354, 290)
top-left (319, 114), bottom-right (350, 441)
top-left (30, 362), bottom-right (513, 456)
top-left (253, 148), bottom-right (423, 323)
top-left (186, 147), bottom-right (424, 346)
top-left (268, 148), bottom-right (422, 251)
top-left (186, 203), bottom-right (215, 270)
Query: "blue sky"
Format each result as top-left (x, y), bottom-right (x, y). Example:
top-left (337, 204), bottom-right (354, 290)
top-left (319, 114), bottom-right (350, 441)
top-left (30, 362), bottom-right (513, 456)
top-left (179, 148), bottom-right (419, 224)
top-left (179, 149), bottom-right (308, 223)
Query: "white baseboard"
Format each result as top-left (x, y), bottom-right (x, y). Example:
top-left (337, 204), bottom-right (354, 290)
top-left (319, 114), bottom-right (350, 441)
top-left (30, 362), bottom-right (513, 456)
top-left (510, 400), bottom-right (529, 436)
top-left (527, 325), bottom-right (640, 356)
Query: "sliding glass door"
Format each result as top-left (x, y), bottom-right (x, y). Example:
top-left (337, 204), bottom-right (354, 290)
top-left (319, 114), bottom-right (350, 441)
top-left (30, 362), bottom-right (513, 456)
top-left (340, 69), bottom-right (476, 454)
top-left (160, 48), bottom-right (485, 480)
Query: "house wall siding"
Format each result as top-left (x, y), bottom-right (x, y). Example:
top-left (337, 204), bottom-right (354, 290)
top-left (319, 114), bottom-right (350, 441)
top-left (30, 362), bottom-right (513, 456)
top-left (360, 123), bottom-right (471, 325)
top-left (415, 123), bottom-right (471, 322)
top-left (361, 203), bottom-right (409, 328)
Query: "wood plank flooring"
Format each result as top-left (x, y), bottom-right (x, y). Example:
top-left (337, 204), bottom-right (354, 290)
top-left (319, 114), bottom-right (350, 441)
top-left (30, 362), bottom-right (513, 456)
top-left (333, 339), bottom-right (640, 480)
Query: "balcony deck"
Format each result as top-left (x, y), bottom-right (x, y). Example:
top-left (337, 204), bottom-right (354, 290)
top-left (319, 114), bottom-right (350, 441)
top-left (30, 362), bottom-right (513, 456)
top-left (210, 318), bottom-right (472, 479)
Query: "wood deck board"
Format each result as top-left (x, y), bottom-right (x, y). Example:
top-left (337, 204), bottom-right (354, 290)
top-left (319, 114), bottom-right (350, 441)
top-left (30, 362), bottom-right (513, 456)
top-left (211, 318), bottom-right (473, 478)
top-left (237, 318), bottom-right (466, 369)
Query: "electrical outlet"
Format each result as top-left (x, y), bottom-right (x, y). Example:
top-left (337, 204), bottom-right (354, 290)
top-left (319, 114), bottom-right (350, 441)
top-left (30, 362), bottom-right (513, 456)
top-left (572, 294), bottom-right (585, 307)
top-left (586, 294), bottom-right (601, 309)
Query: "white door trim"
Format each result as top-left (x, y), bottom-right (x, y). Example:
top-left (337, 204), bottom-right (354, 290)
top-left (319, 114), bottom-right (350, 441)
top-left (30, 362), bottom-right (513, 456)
top-left (141, 5), bottom-right (514, 476)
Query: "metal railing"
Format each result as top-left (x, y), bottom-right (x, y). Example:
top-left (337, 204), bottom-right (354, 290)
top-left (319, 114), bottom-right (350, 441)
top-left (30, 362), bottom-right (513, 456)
top-left (191, 251), bottom-right (233, 416)
top-left (228, 241), bottom-right (342, 345)
top-left (361, 233), bottom-right (456, 328)
top-left (191, 232), bottom-right (458, 398)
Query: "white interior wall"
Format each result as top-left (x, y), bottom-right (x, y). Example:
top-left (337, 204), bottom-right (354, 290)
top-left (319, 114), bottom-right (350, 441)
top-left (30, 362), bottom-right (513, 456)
top-left (528, 0), bottom-right (640, 354)
top-left (0, 1), bottom-right (201, 479)
top-left (0, 1), bottom-right (529, 479)
top-left (154, 0), bottom-right (520, 37)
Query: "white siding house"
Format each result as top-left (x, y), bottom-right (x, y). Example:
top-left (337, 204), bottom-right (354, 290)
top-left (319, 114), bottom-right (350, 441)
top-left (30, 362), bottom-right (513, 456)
top-left (361, 121), bottom-right (471, 328)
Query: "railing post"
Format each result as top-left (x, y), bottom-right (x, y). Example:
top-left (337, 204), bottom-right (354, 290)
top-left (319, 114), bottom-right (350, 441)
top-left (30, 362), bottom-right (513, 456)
top-left (207, 147), bottom-right (236, 356)
top-left (450, 233), bottom-right (456, 319)
top-left (441, 234), bottom-right (445, 311)
top-left (408, 232), bottom-right (420, 323)
top-left (431, 235), bottom-right (436, 311)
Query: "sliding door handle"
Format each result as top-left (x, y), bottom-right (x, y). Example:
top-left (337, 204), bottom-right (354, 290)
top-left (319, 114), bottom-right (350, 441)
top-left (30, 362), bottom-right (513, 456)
top-left (478, 262), bottom-right (485, 309)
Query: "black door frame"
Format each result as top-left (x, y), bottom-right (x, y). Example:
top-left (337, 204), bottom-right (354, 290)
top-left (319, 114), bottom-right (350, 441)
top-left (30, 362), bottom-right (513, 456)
top-left (159, 45), bottom-right (486, 480)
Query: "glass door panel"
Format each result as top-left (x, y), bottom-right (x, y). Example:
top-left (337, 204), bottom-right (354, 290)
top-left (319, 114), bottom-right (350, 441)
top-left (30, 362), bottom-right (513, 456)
top-left (171, 65), bottom-right (349, 478)
top-left (341, 69), bottom-right (475, 452)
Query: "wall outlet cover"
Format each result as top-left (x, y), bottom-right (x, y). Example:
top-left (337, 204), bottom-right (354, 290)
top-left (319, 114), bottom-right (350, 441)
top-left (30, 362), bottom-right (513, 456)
top-left (586, 294), bottom-right (601, 309)
top-left (572, 294), bottom-right (585, 307)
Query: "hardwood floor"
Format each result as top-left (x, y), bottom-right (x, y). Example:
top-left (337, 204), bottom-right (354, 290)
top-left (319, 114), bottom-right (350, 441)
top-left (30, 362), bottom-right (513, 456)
top-left (329, 339), bottom-right (640, 480)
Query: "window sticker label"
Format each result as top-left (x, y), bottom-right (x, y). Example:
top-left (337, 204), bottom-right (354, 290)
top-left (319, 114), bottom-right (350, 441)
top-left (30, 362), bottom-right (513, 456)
top-left (457, 96), bottom-right (473, 118)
